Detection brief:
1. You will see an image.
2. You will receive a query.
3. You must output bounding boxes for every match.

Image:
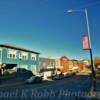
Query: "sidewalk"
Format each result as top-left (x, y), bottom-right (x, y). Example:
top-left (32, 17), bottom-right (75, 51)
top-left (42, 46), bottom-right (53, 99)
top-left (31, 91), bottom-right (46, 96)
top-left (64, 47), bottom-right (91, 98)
top-left (96, 77), bottom-right (100, 91)
top-left (95, 77), bottom-right (100, 99)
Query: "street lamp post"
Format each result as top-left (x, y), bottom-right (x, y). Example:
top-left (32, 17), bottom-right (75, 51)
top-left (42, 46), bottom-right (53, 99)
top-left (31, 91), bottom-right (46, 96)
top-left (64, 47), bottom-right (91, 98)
top-left (67, 8), bottom-right (96, 94)
top-left (84, 8), bottom-right (96, 94)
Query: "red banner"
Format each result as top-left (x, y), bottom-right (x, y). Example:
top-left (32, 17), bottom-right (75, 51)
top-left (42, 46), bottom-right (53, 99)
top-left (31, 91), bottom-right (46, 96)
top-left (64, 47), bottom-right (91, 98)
top-left (82, 35), bottom-right (90, 50)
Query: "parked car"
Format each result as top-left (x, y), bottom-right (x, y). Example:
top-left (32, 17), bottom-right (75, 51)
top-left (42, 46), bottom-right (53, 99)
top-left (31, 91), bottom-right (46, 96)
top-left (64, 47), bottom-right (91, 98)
top-left (25, 75), bottom-right (43, 84)
top-left (64, 73), bottom-right (71, 78)
top-left (52, 73), bottom-right (64, 80)
top-left (3, 69), bottom-right (17, 76)
top-left (3, 70), bottom-right (10, 75)
top-left (17, 68), bottom-right (33, 79)
top-left (71, 72), bottom-right (76, 75)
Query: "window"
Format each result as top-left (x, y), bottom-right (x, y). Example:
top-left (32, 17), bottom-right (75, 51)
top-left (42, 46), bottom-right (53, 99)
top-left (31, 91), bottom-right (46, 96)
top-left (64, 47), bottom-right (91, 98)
top-left (31, 54), bottom-right (36, 60)
top-left (7, 49), bottom-right (17, 59)
top-left (22, 55), bottom-right (27, 60)
top-left (8, 54), bottom-right (16, 59)
top-left (13, 54), bottom-right (16, 58)
top-left (20, 51), bottom-right (28, 60)
top-left (32, 57), bottom-right (35, 60)
top-left (10, 54), bottom-right (12, 58)
top-left (56, 61), bottom-right (58, 66)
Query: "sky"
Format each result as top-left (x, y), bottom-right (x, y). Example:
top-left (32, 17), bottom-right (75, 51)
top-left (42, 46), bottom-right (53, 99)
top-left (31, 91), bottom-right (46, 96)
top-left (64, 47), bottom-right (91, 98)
top-left (0, 0), bottom-right (100, 60)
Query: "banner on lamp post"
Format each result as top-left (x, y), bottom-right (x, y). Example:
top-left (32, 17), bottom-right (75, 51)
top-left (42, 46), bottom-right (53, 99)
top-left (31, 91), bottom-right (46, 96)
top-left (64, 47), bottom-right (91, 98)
top-left (82, 35), bottom-right (90, 50)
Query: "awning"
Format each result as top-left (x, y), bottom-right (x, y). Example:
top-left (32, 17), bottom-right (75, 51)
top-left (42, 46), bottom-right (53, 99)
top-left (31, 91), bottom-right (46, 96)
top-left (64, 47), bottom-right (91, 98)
top-left (3, 64), bottom-right (17, 69)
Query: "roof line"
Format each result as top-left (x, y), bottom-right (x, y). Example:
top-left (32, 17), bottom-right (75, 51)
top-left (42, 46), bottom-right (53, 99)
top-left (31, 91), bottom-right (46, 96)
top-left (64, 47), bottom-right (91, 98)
top-left (0, 44), bottom-right (40, 54)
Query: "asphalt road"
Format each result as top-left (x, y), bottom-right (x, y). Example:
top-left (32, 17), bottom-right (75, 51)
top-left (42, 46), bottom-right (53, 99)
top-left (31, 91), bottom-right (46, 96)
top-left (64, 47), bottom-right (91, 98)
top-left (0, 75), bottom-right (99, 100)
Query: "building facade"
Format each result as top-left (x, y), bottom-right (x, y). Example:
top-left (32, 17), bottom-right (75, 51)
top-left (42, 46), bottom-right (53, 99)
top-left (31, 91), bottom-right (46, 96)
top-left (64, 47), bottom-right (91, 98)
top-left (59, 56), bottom-right (69, 73)
top-left (55, 56), bottom-right (69, 73)
top-left (78, 60), bottom-right (90, 73)
top-left (56, 57), bottom-right (81, 73)
top-left (94, 57), bottom-right (100, 68)
top-left (0, 44), bottom-right (40, 75)
top-left (39, 57), bottom-right (56, 79)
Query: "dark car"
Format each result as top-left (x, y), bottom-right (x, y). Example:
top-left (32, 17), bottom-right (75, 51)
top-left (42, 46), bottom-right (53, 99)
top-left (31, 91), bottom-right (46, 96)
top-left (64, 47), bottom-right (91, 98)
top-left (64, 73), bottom-right (71, 78)
top-left (17, 68), bottom-right (33, 80)
top-left (96, 68), bottom-right (100, 73)
top-left (52, 73), bottom-right (64, 80)
top-left (71, 72), bottom-right (76, 75)
top-left (25, 75), bottom-right (42, 84)
top-left (96, 68), bottom-right (100, 76)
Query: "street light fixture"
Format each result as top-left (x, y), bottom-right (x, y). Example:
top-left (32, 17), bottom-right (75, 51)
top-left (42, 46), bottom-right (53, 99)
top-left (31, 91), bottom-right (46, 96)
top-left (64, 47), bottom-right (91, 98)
top-left (67, 8), bottom-right (91, 46)
top-left (67, 9), bottom-right (84, 13)
top-left (67, 8), bottom-right (96, 94)
top-left (67, 10), bottom-right (73, 13)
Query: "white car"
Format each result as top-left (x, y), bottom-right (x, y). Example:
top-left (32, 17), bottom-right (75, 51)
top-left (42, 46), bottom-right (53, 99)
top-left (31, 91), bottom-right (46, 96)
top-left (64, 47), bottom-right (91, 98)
top-left (25, 75), bottom-right (42, 84)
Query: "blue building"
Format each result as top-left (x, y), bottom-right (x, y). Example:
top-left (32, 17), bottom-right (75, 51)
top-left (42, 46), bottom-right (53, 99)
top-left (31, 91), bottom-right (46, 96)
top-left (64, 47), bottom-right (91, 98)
top-left (0, 44), bottom-right (40, 76)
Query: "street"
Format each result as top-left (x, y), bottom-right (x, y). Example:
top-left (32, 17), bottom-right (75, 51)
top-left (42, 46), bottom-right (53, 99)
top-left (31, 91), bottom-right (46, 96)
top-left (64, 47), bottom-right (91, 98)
top-left (0, 75), bottom-right (99, 100)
